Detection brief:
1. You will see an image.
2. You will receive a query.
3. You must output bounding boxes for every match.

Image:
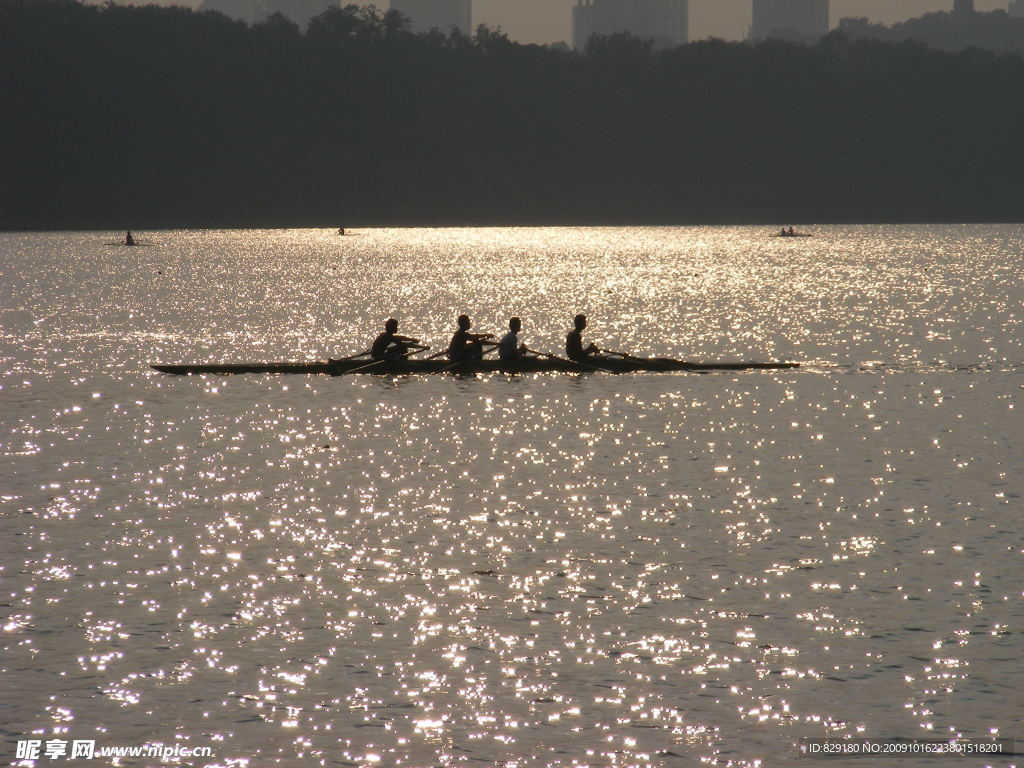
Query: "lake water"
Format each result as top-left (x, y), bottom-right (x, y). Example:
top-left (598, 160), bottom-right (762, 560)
top-left (1, 226), bottom-right (1021, 767)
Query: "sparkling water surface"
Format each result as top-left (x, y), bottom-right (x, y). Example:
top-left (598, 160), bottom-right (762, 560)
top-left (1, 226), bottom-right (1021, 767)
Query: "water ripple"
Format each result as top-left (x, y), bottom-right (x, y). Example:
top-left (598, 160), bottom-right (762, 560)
top-left (1, 226), bottom-right (1021, 767)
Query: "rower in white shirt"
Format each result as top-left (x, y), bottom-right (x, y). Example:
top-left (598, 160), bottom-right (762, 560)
top-left (497, 317), bottom-right (528, 361)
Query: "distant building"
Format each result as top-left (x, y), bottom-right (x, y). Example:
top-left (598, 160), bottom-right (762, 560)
top-left (750, 0), bottom-right (829, 41)
top-left (572, 0), bottom-right (688, 51)
top-left (389, 0), bottom-right (471, 35)
top-left (953, 0), bottom-right (975, 13)
top-left (1011, 0), bottom-right (1024, 17)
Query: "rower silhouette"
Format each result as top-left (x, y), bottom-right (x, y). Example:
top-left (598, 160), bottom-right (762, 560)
top-left (448, 314), bottom-right (493, 362)
top-left (498, 317), bottom-right (528, 360)
top-left (566, 314), bottom-right (601, 362)
top-left (371, 318), bottom-right (420, 359)
top-left (125, 230), bottom-right (135, 246)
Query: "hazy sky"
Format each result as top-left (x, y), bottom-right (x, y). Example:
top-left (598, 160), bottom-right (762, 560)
top-left (359, 0), bottom-right (1009, 44)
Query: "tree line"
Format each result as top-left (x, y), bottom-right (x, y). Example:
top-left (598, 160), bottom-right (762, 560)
top-left (3, 0), bottom-right (1024, 229)
top-left (838, 10), bottom-right (1024, 56)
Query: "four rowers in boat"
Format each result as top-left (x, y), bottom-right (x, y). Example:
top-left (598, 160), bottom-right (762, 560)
top-left (366, 314), bottom-right (603, 364)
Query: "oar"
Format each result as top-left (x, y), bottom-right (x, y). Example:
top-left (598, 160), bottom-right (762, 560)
top-left (601, 349), bottom-right (640, 360)
top-left (602, 349), bottom-right (682, 370)
top-left (422, 335), bottom-right (498, 362)
top-left (435, 341), bottom-right (501, 374)
top-left (345, 346), bottom-right (428, 373)
top-left (436, 357), bottom-right (472, 374)
top-left (344, 345), bottom-right (429, 374)
top-left (529, 349), bottom-right (620, 374)
top-left (328, 348), bottom-right (372, 364)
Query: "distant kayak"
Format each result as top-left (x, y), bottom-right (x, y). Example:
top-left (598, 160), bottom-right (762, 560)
top-left (771, 232), bottom-right (813, 238)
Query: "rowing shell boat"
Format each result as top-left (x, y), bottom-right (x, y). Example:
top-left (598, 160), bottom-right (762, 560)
top-left (151, 358), bottom-right (799, 375)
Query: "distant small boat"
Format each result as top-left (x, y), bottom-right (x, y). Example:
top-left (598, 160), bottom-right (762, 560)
top-left (772, 231), bottom-right (813, 238)
top-left (106, 230), bottom-right (154, 246)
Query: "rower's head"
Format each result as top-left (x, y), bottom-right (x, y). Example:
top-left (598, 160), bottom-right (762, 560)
top-left (574, 314), bottom-right (587, 331)
top-left (457, 314), bottom-right (471, 330)
top-left (384, 318), bottom-right (398, 333)
top-left (509, 317), bottom-right (521, 332)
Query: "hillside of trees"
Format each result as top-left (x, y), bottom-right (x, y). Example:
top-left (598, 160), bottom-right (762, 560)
top-left (3, 0), bottom-right (1024, 229)
top-left (839, 10), bottom-right (1024, 56)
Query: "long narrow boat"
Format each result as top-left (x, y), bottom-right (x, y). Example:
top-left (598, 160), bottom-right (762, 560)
top-left (151, 358), bottom-right (799, 375)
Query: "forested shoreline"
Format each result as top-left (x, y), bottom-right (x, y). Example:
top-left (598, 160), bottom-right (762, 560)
top-left (4, 0), bottom-right (1024, 229)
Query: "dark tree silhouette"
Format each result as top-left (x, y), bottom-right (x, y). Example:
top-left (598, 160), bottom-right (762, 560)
top-left (839, 10), bottom-right (1024, 56)
top-left (3, 0), bottom-right (1024, 229)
